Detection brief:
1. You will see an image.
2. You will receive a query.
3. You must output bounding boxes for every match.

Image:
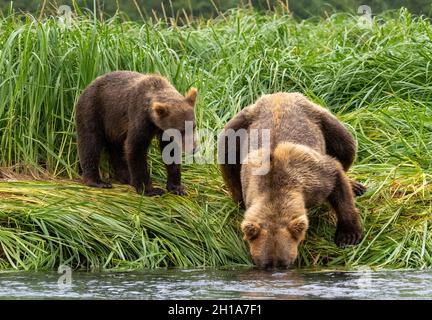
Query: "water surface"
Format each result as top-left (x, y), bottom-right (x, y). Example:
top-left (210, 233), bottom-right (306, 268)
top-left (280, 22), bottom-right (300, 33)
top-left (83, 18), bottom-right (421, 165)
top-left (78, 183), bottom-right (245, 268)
top-left (0, 268), bottom-right (431, 299)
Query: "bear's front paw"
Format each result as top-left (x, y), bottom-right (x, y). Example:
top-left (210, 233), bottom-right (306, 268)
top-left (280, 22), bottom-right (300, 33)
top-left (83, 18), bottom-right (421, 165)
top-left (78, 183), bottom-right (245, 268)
top-left (85, 180), bottom-right (112, 189)
top-left (144, 187), bottom-right (166, 197)
top-left (351, 180), bottom-right (367, 197)
top-left (116, 174), bottom-right (130, 185)
top-left (335, 223), bottom-right (363, 247)
top-left (167, 184), bottom-right (187, 196)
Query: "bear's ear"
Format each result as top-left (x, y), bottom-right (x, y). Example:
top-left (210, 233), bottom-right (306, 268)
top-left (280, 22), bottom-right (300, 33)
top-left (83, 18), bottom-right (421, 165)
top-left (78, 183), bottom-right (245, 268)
top-left (287, 216), bottom-right (309, 240)
top-left (185, 87), bottom-right (198, 106)
top-left (152, 102), bottom-right (170, 118)
top-left (241, 221), bottom-right (261, 241)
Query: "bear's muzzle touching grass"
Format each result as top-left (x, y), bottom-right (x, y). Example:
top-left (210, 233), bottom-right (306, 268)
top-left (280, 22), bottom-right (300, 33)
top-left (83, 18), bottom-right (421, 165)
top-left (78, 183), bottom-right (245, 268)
top-left (219, 92), bottom-right (366, 269)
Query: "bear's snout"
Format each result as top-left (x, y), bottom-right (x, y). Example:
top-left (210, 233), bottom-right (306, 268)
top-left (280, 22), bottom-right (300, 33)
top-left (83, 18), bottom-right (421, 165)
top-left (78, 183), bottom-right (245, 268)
top-left (254, 257), bottom-right (293, 270)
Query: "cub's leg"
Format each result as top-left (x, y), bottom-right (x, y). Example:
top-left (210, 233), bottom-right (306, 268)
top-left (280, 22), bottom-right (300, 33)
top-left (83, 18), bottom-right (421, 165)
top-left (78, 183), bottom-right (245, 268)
top-left (158, 135), bottom-right (186, 195)
top-left (77, 99), bottom-right (112, 188)
top-left (328, 165), bottom-right (363, 247)
top-left (78, 132), bottom-right (111, 188)
top-left (107, 142), bottom-right (130, 184)
top-left (125, 131), bottom-right (165, 196)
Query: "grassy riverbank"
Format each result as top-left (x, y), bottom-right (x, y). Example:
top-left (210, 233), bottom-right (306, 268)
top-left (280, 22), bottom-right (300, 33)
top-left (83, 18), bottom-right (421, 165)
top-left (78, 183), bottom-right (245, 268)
top-left (0, 7), bottom-right (431, 270)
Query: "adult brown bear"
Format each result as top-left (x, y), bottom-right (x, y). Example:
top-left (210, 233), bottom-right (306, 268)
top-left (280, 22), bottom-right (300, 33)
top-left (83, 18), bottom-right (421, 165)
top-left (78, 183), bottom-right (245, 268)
top-left (218, 92), bottom-right (366, 268)
top-left (76, 71), bottom-right (197, 196)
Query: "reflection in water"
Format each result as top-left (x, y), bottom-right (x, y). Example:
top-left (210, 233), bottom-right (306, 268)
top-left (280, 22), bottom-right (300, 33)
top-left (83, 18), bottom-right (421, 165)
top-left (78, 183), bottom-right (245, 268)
top-left (0, 268), bottom-right (431, 299)
top-left (224, 269), bottom-right (307, 300)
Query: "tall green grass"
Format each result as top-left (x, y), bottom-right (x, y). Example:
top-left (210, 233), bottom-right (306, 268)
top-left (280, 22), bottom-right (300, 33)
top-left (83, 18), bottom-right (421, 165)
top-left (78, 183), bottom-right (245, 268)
top-left (0, 7), bottom-right (431, 270)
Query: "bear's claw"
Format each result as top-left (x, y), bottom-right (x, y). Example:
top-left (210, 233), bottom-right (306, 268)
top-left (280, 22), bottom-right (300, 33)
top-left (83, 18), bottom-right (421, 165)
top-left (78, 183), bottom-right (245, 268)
top-left (167, 184), bottom-right (187, 196)
top-left (351, 181), bottom-right (367, 197)
top-left (335, 224), bottom-right (363, 248)
top-left (144, 187), bottom-right (166, 197)
top-left (115, 174), bottom-right (130, 185)
top-left (85, 181), bottom-right (112, 189)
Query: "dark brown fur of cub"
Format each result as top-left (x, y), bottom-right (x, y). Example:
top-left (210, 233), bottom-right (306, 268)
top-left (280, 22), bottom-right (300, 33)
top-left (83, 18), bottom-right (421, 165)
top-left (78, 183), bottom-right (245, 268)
top-left (75, 71), bottom-right (197, 196)
top-left (219, 92), bottom-right (365, 268)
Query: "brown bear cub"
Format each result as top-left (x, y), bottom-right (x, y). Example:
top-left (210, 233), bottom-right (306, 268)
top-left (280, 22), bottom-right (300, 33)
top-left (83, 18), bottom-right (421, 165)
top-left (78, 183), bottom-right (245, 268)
top-left (219, 92), bottom-right (366, 268)
top-left (75, 71), bottom-right (197, 196)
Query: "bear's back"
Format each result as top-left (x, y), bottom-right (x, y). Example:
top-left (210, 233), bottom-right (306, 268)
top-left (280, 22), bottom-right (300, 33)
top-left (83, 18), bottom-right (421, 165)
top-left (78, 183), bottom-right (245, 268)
top-left (93, 71), bottom-right (173, 97)
top-left (248, 93), bottom-right (326, 154)
top-left (85, 71), bottom-right (177, 120)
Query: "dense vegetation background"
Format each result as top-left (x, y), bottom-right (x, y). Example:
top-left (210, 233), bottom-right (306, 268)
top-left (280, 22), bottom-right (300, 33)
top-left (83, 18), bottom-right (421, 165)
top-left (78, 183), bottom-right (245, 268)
top-left (0, 2), bottom-right (431, 270)
top-left (1, 0), bottom-right (432, 19)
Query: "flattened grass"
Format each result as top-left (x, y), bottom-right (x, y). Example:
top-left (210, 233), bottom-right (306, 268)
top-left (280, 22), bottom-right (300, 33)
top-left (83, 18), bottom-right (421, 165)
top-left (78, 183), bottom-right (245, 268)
top-left (0, 165), bottom-right (250, 270)
top-left (0, 8), bottom-right (431, 270)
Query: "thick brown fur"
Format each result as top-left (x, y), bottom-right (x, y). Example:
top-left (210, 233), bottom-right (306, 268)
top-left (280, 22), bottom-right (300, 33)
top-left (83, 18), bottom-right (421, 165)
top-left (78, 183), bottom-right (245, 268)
top-left (76, 71), bottom-right (197, 196)
top-left (219, 92), bottom-right (365, 268)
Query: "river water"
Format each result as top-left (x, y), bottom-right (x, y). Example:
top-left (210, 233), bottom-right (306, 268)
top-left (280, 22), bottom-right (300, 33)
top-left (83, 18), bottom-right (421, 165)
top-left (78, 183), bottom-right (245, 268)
top-left (0, 268), bottom-right (431, 299)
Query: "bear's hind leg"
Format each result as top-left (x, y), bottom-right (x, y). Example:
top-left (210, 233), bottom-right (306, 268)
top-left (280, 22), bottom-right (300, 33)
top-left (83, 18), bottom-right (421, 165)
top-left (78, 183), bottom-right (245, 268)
top-left (315, 106), bottom-right (367, 197)
top-left (318, 111), bottom-right (356, 171)
top-left (78, 131), bottom-right (112, 189)
top-left (328, 166), bottom-right (363, 247)
top-left (217, 105), bottom-right (256, 207)
top-left (108, 143), bottom-right (130, 185)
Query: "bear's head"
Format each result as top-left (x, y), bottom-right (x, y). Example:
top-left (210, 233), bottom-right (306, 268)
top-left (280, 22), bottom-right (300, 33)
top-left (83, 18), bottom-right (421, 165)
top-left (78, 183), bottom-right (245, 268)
top-left (150, 88), bottom-right (198, 154)
top-left (241, 198), bottom-right (308, 269)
